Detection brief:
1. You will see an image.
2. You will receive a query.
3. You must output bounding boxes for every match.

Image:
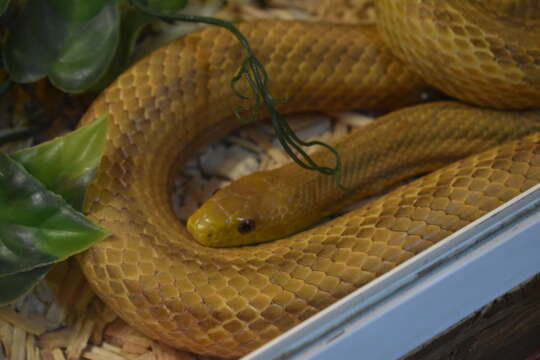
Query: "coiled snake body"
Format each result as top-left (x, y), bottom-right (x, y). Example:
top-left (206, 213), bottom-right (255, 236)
top-left (78, 1), bottom-right (540, 357)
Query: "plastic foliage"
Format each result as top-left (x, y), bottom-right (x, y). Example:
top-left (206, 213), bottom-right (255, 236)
top-left (4, 0), bottom-right (120, 93)
top-left (2, 0), bottom-right (187, 93)
top-left (0, 115), bottom-right (110, 305)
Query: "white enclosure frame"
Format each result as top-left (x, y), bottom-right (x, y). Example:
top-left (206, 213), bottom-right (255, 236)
top-left (245, 184), bottom-right (540, 360)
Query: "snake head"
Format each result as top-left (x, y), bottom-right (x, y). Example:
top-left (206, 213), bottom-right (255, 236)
top-left (187, 172), bottom-right (290, 247)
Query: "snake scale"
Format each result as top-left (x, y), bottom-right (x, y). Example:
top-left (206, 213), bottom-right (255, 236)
top-left (78, 1), bottom-right (540, 358)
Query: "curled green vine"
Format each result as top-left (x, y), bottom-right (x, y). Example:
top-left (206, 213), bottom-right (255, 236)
top-left (130, 0), bottom-right (343, 185)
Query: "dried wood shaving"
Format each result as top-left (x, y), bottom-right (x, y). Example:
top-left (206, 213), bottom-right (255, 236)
top-left (91, 306), bottom-right (118, 346)
top-left (134, 353), bottom-right (155, 360)
top-left (11, 326), bottom-right (26, 360)
top-left (82, 344), bottom-right (127, 360)
top-left (0, 307), bottom-right (47, 336)
top-left (66, 316), bottom-right (96, 359)
top-left (26, 334), bottom-right (41, 360)
top-left (104, 319), bottom-right (153, 355)
top-left (39, 328), bottom-right (73, 351)
top-left (51, 348), bottom-right (67, 360)
top-left (0, 320), bottom-right (13, 359)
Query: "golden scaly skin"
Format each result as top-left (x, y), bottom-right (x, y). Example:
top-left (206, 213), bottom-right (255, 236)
top-left (78, 2), bottom-right (540, 358)
top-left (377, 0), bottom-right (540, 108)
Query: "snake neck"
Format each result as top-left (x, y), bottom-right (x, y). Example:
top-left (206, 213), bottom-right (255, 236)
top-left (207, 102), bottom-right (540, 247)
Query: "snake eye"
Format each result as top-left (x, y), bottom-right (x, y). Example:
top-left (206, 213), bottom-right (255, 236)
top-left (237, 218), bottom-right (256, 234)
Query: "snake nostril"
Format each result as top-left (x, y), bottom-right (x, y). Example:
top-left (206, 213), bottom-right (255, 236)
top-left (237, 218), bottom-right (256, 234)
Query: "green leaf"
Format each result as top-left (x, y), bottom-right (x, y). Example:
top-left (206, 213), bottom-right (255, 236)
top-left (4, 0), bottom-right (120, 93)
top-left (48, 0), bottom-right (109, 22)
top-left (0, 153), bottom-right (109, 276)
top-left (48, 3), bottom-right (120, 92)
top-left (12, 114), bottom-right (109, 211)
top-left (3, 0), bottom-right (61, 83)
top-left (0, 116), bottom-right (109, 304)
top-left (116, 8), bottom-right (154, 71)
top-left (91, 8), bottom-right (154, 90)
top-left (0, 266), bottom-right (51, 306)
top-left (0, 0), bottom-right (10, 16)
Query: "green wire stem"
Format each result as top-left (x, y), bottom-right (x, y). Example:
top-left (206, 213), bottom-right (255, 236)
top-left (131, 0), bottom-right (344, 186)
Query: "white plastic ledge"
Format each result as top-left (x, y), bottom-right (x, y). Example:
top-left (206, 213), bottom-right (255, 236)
top-left (244, 183), bottom-right (540, 360)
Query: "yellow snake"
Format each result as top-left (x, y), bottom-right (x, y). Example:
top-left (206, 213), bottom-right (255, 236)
top-left (78, 1), bottom-right (540, 358)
